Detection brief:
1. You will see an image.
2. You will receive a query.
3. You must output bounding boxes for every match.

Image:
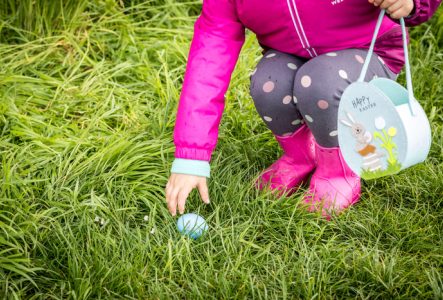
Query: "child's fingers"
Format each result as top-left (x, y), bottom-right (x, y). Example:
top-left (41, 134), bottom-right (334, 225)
top-left (380, 0), bottom-right (396, 9)
top-left (197, 180), bottom-right (210, 204)
top-left (165, 181), bottom-right (172, 206)
top-left (168, 187), bottom-right (180, 216)
top-left (386, 0), bottom-right (403, 13)
top-left (389, 6), bottom-right (410, 18)
top-left (371, 0), bottom-right (384, 6)
top-left (177, 188), bottom-right (192, 215)
top-left (368, 0), bottom-right (413, 19)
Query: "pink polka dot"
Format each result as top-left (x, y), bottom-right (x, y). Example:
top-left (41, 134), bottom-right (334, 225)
top-left (317, 100), bottom-right (329, 109)
top-left (262, 81), bottom-right (275, 93)
top-left (355, 55), bottom-right (364, 64)
top-left (301, 75), bottom-right (311, 88)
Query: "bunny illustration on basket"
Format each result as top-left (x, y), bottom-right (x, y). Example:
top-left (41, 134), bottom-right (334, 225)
top-left (340, 112), bottom-right (385, 173)
top-left (337, 9), bottom-right (432, 180)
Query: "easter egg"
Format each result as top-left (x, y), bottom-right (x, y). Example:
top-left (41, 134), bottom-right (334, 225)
top-left (176, 213), bottom-right (208, 239)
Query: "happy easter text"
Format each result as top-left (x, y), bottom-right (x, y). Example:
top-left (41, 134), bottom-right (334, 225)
top-left (352, 96), bottom-right (376, 112)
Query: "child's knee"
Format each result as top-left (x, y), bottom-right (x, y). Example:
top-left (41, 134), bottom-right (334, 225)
top-left (250, 49), bottom-right (302, 103)
top-left (293, 57), bottom-right (346, 114)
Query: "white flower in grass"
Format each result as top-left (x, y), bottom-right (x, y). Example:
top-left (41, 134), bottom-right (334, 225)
top-left (150, 228), bottom-right (156, 234)
top-left (94, 216), bottom-right (108, 227)
top-left (374, 116), bottom-right (386, 130)
top-left (143, 215), bottom-right (149, 222)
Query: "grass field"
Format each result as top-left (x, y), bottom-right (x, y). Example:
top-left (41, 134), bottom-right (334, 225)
top-left (1, 1), bottom-right (442, 298)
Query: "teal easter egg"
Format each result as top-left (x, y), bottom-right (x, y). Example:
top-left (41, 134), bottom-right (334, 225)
top-left (176, 213), bottom-right (208, 239)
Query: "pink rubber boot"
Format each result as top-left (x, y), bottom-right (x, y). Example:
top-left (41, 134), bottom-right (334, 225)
top-left (255, 125), bottom-right (316, 196)
top-left (303, 142), bottom-right (361, 218)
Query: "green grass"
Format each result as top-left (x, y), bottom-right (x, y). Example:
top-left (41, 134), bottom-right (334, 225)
top-left (0, 1), bottom-right (442, 298)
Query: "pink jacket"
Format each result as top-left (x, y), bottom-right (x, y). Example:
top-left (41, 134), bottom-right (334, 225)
top-left (173, 0), bottom-right (441, 165)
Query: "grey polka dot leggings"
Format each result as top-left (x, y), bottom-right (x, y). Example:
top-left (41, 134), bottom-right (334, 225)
top-left (249, 48), bottom-right (397, 148)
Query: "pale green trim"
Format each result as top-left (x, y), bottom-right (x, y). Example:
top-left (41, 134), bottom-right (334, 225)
top-left (171, 158), bottom-right (210, 178)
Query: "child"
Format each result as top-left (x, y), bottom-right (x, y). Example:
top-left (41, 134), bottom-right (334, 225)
top-left (165, 0), bottom-right (441, 217)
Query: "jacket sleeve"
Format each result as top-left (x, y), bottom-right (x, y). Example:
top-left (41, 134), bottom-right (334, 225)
top-left (402, 0), bottom-right (442, 26)
top-left (173, 0), bottom-right (246, 162)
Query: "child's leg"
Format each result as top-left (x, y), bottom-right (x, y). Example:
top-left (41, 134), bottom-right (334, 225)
top-left (249, 49), bottom-right (315, 195)
top-left (249, 49), bottom-right (307, 136)
top-left (292, 48), bottom-right (397, 216)
top-left (294, 48), bottom-right (397, 147)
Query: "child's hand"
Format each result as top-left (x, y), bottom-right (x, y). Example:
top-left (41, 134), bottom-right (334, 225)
top-left (165, 173), bottom-right (210, 216)
top-left (368, 0), bottom-right (415, 19)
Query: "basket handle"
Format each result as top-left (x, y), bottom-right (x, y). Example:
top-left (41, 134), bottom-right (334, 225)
top-left (358, 9), bottom-right (416, 115)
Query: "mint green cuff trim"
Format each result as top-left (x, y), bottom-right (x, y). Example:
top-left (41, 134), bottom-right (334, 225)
top-left (171, 158), bottom-right (210, 178)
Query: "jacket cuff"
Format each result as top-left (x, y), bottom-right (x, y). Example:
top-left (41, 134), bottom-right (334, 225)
top-left (174, 146), bottom-right (212, 161)
top-left (171, 158), bottom-right (211, 178)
